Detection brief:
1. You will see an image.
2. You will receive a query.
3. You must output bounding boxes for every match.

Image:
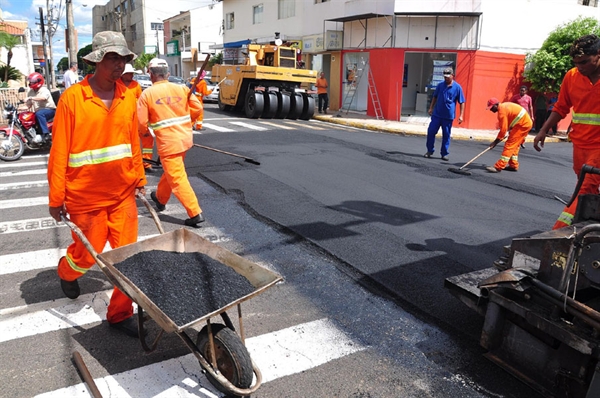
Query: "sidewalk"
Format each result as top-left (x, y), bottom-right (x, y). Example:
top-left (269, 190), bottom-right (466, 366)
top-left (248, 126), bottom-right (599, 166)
top-left (313, 111), bottom-right (567, 144)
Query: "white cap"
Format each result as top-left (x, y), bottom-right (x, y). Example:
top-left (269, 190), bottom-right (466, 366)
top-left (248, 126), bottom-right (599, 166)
top-left (148, 58), bottom-right (168, 68)
top-left (122, 63), bottom-right (139, 75)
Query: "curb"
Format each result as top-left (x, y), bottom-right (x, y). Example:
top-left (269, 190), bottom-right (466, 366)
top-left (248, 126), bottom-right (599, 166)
top-left (313, 114), bottom-right (565, 144)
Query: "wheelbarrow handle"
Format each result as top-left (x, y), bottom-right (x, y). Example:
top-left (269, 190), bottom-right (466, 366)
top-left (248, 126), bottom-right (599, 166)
top-left (60, 213), bottom-right (106, 271)
top-left (137, 193), bottom-right (165, 234)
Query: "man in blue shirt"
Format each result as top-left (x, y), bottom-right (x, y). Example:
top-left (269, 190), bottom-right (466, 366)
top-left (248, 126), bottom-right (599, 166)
top-left (424, 67), bottom-right (466, 161)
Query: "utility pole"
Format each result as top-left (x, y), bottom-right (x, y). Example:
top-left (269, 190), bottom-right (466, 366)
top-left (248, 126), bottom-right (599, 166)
top-left (38, 7), bottom-right (50, 89)
top-left (66, 0), bottom-right (77, 65)
top-left (46, 0), bottom-right (56, 89)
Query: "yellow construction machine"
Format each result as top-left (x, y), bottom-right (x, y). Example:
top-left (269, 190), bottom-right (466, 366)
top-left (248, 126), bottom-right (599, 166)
top-left (211, 44), bottom-right (318, 120)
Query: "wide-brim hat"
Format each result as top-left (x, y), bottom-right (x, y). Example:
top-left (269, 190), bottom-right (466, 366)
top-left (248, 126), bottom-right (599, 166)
top-left (83, 31), bottom-right (137, 65)
top-left (122, 63), bottom-right (141, 75)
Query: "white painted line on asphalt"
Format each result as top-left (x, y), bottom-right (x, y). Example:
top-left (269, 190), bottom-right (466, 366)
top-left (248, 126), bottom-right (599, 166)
top-left (0, 168), bottom-right (47, 177)
top-left (0, 216), bottom-right (60, 234)
top-left (0, 180), bottom-right (47, 190)
top-left (34, 318), bottom-right (365, 398)
top-left (259, 121), bottom-right (295, 130)
top-left (202, 123), bottom-right (235, 132)
top-left (0, 290), bottom-right (113, 343)
top-left (229, 121), bottom-right (268, 131)
top-left (284, 121), bottom-right (325, 130)
top-left (0, 196), bottom-right (48, 209)
top-left (0, 161), bottom-right (48, 169)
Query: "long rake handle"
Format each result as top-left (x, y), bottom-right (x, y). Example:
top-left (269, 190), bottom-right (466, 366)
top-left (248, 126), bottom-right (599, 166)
top-left (458, 136), bottom-right (506, 170)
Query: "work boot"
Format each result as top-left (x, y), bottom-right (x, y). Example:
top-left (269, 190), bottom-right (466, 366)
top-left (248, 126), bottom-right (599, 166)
top-left (504, 166), bottom-right (518, 172)
top-left (60, 278), bottom-right (80, 299)
top-left (150, 191), bottom-right (166, 212)
top-left (109, 317), bottom-right (139, 338)
top-left (441, 156), bottom-right (449, 161)
top-left (423, 152), bottom-right (433, 158)
top-left (144, 166), bottom-right (155, 174)
top-left (184, 213), bottom-right (205, 228)
top-left (485, 166), bottom-right (501, 173)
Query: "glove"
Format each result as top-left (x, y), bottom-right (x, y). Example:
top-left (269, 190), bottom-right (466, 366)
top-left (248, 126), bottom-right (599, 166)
top-left (490, 138), bottom-right (501, 148)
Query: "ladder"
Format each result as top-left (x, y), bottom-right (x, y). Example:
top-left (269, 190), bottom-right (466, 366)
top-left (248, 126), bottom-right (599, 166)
top-left (367, 68), bottom-right (383, 120)
top-left (337, 59), bottom-right (367, 116)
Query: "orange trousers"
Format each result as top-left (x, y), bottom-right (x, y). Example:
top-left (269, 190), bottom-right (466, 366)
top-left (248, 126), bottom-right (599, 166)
top-left (57, 195), bottom-right (138, 324)
top-left (154, 151), bottom-right (201, 218)
top-left (553, 146), bottom-right (600, 229)
top-left (194, 96), bottom-right (204, 128)
top-left (140, 131), bottom-right (154, 169)
top-left (493, 125), bottom-right (531, 171)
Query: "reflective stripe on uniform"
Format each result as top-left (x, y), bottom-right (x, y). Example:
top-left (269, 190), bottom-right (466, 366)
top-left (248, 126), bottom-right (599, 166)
top-left (142, 148), bottom-right (154, 154)
top-left (509, 108), bottom-right (526, 129)
top-left (68, 144), bottom-right (132, 168)
top-left (149, 115), bottom-right (190, 131)
top-left (66, 254), bottom-right (89, 275)
top-left (557, 211), bottom-right (574, 226)
top-left (572, 112), bottom-right (600, 126)
top-left (500, 155), bottom-right (510, 162)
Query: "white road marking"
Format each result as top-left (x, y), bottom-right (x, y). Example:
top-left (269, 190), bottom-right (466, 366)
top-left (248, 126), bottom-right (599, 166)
top-left (202, 123), bottom-right (234, 133)
top-left (0, 196), bottom-right (48, 209)
top-left (229, 121), bottom-right (268, 131)
top-left (258, 121), bottom-right (295, 130)
top-left (0, 180), bottom-right (48, 190)
top-left (284, 121), bottom-right (325, 130)
top-left (0, 161), bottom-right (48, 169)
top-left (0, 168), bottom-right (47, 177)
top-left (34, 318), bottom-right (365, 398)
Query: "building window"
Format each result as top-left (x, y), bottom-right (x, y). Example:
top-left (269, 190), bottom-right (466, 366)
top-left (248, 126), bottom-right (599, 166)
top-left (278, 0), bottom-right (295, 19)
top-left (579, 0), bottom-right (598, 5)
top-left (130, 0), bottom-right (135, 11)
top-left (130, 24), bottom-right (136, 41)
top-left (226, 12), bottom-right (235, 30)
top-left (122, 0), bottom-right (128, 13)
top-left (151, 22), bottom-right (163, 30)
top-left (253, 4), bottom-right (263, 25)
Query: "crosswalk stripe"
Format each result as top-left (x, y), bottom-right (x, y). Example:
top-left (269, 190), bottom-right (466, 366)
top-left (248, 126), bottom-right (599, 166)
top-left (258, 121), bottom-right (295, 130)
top-left (229, 121), bottom-right (268, 131)
top-left (0, 161), bottom-right (49, 169)
top-left (0, 168), bottom-right (47, 177)
top-left (284, 121), bottom-right (325, 130)
top-left (0, 180), bottom-right (47, 190)
top-left (0, 196), bottom-right (48, 209)
top-left (202, 123), bottom-right (235, 132)
top-left (34, 318), bottom-right (365, 398)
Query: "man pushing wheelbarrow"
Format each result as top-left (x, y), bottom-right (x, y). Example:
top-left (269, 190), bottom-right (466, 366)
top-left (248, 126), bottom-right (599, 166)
top-left (484, 97), bottom-right (533, 173)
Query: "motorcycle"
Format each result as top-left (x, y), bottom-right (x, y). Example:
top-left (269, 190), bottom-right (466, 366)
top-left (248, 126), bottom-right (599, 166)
top-left (0, 99), bottom-right (54, 162)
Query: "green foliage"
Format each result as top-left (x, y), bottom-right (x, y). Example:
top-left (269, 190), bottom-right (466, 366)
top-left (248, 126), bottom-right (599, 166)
top-left (134, 53), bottom-right (156, 73)
top-left (77, 44), bottom-right (95, 75)
top-left (524, 16), bottom-right (600, 93)
top-left (0, 31), bottom-right (21, 82)
top-left (208, 52), bottom-right (223, 67)
top-left (0, 65), bottom-right (21, 82)
top-left (57, 57), bottom-right (69, 72)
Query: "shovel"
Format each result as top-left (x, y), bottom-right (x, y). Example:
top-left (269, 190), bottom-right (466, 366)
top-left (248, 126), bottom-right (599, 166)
top-left (448, 137), bottom-right (506, 176)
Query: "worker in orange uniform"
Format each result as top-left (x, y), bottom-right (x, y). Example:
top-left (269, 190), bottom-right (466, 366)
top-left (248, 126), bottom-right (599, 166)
top-left (316, 71), bottom-right (329, 114)
top-left (121, 63), bottom-right (155, 173)
top-left (535, 34), bottom-right (600, 229)
top-left (47, 32), bottom-right (146, 338)
top-left (192, 70), bottom-right (212, 131)
top-left (138, 58), bottom-right (205, 227)
top-left (484, 97), bottom-right (532, 173)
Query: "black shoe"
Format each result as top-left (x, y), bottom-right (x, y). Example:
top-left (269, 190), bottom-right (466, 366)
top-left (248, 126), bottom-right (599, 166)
top-left (520, 144), bottom-right (526, 149)
top-left (60, 278), bottom-right (80, 299)
top-left (150, 191), bottom-right (166, 212)
top-left (42, 135), bottom-right (51, 144)
top-left (504, 166), bottom-right (518, 172)
top-left (423, 152), bottom-right (433, 158)
top-left (441, 156), bottom-right (449, 161)
top-left (184, 213), bottom-right (205, 227)
top-left (109, 317), bottom-right (139, 338)
top-left (144, 167), bottom-right (155, 174)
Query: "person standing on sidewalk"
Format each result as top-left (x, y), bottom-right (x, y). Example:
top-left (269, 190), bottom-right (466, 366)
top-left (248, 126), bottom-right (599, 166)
top-left (137, 58), bottom-right (205, 227)
top-left (424, 67), bottom-right (465, 161)
top-left (484, 98), bottom-right (532, 173)
top-left (316, 72), bottom-right (329, 114)
top-left (63, 62), bottom-right (78, 89)
top-left (47, 31), bottom-right (146, 338)
top-left (534, 34), bottom-right (600, 230)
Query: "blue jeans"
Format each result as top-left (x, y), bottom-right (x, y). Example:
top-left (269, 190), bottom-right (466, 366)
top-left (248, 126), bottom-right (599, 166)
top-left (426, 115), bottom-right (453, 157)
top-left (35, 108), bottom-right (55, 135)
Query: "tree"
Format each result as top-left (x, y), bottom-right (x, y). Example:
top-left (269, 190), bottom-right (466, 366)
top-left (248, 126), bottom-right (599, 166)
top-left (134, 53), bottom-right (156, 73)
top-left (57, 57), bottom-right (69, 72)
top-left (208, 52), bottom-right (223, 68)
top-left (0, 31), bottom-right (21, 82)
top-left (77, 44), bottom-right (94, 75)
top-left (524, 16), bottom-right (600, 93)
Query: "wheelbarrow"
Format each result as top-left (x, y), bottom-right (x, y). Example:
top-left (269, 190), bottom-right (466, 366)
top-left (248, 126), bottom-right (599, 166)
top-left (61, 193), bottom-right (283, 397)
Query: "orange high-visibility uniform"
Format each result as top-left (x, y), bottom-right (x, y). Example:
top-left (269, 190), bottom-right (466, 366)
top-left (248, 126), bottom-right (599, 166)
top-left (551, 67), bottom-right (600, 229)
top-left (492, 102), bottom-right (532, 171)
top-left (194, 79), bottom-right (212, 128)
top-left (48, 77), bottom-right (146, 324)
top-left (125, 80), bottom-right (153, 169)
top-left (138, 80), bottom-right (203, 217)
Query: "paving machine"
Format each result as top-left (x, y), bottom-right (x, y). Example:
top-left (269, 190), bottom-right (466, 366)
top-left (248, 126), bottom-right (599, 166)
top-left (211, 44), bottom-right (317, 120)
top-left (445, 165), bottom-right (600, 398)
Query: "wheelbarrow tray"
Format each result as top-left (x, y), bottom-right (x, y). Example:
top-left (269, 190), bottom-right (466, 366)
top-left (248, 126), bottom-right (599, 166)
top-left (96, 228), bottom-right (282, 334)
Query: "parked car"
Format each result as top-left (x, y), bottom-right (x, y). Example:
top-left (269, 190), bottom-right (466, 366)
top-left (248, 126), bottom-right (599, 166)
top-left (204, 78), bottom-right (219, 103)
top-left (134, 74), bottom-right (152, 90)
top-left (56, 75), bottom-right (64, 87)
top-left (168, 76), bottom-right (186, 85)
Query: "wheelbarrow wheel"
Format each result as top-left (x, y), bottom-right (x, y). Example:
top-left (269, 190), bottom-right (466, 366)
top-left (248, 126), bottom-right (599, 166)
top-left (196, 323), bottom-right (253, 396)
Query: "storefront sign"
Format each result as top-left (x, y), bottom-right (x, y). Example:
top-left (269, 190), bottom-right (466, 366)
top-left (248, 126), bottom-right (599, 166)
top-left (302, 34), bottom-right (324, 53)
top-left (325, 30), bottom-right (343, 50)
top-left (167, 40), bottom-right (180, 56)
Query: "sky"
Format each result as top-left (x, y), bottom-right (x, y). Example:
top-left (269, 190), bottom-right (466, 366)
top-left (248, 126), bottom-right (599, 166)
top-left (0, 0), bottom-right (214, 66)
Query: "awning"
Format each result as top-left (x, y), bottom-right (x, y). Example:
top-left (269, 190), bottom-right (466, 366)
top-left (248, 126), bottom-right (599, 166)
top-left (223, 39), bottom-right (252, 48)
